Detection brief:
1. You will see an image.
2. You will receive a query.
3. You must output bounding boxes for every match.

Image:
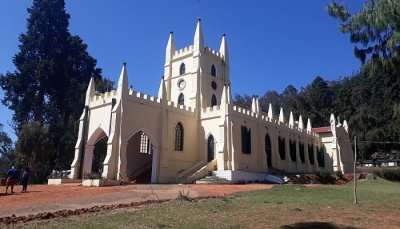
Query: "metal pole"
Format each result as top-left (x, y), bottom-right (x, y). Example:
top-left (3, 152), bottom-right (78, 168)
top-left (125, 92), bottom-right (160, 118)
top-left (353, 136), bottom-right (358, 205)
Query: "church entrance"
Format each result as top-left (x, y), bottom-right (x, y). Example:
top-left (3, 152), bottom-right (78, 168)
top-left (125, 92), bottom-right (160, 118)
top-left (207, 135), bottom-right (215, 162)
top-left (91, 137), bottom-right (108, 176)
top-left (126, 131), bottom-right (154, 183)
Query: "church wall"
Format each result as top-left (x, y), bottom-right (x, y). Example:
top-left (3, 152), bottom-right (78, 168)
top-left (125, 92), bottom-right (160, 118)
top-left (87, 103), bottom-right (113, 139)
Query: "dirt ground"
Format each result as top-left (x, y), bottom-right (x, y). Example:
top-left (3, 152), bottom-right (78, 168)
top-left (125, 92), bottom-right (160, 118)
top-left (0, 183), bottom-right (272, 217)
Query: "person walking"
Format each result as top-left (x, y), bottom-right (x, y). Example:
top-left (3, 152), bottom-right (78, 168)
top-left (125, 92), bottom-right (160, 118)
top-left (5, 166), bottom-right (18, 194)
top-left (21, 167), bottom-right (30, 193)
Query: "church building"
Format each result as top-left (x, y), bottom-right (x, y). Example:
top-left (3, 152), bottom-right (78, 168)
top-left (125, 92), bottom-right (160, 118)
top-left (68, 20), bottom-right (353, 184)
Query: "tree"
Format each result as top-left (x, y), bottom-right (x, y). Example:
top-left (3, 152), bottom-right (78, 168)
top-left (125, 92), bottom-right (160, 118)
top-left (16, 122), bottom-right (54, 183)
top-left (328, 0), bottom-right (400, 63)
top-left (0, 0), bottom-right (113, 180)
top-left (0, 123), bottom-right (14, 177)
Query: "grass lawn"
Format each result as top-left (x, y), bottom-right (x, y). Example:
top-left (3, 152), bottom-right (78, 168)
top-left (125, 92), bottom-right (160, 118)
top-left (17, 179), bottom-right (400, 229)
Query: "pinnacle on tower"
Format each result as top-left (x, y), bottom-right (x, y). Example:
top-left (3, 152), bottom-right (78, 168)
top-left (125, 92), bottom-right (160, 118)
top-left (193, 18), bottom-right (204, 53)
top-left (289, 111), bottom-right (294, 127)
top-left (157, 77), bottom-right (166, 100)
top-left (165, 32), bottom-right (176, 64)
top-left (279, 107), bottom-right (285, 123)
top-left (251, 97), bottom-right (257, 113)
top-left (330, 113), bottom-right (336, 124)
top-left (343, 120), bottom-right (349, 132)
top-left (117, 62), bottom-right (129, 97)
top-left (267, 103), bottom-right (273, 120)
top-left (298, 115), bottom-right (304, 130)
top-left (219, 33), bottom-right (229, 63)
top-left (256, 97), bottom-right (260, 114)
top-left (85, 77), bottom-right (95, 105)
top-left (306, 118), bottom-right (312, 133)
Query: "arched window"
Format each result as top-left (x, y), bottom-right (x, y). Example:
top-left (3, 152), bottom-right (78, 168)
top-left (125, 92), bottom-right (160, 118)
top-left (308, 144), bottom-right (315, 165)
top-left (179, 63), bottom-right (186, 75)
top-left (265, 134), bottom-right (272, 168)
top-left (139, 131), bottom-right (151, 154)
top-left (211, 94), bottom-right (217, 107)
top-left (278, 137), bottom-right (286, 160)
top-left (178, 93), bottom-right (184, 105)
top-left (211, 65), bottom-right (216, 77)
top-left (299, 143), bottom-right (305, 163)
top-left (241, 126), bottom-right (251, 154)
top-left (289, 140), bottom-right (297, 162)
top-left (175, 122), bottom-right (184, 151)
top-left (317, 147), bottom-right (325, 167)
top-left (207, 135), bottom-right (215, 162)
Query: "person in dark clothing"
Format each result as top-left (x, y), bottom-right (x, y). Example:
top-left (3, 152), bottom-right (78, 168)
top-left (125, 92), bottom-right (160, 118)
top-left (5, 166), bottom-right (18, 194)
top-left (21, 167), bottom-right (30, 193)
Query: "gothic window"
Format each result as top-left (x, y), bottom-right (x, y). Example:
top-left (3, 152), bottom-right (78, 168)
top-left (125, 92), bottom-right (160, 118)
top-left (207, 135), bottom-right (215, 162)
top-left (308, 144), bottom-right (315, 165)
top-left (278, 137), bottom-right (286, 160)
top-left (179, 63), bottom-right (186, 75)
top-left (139, 132), bottom-right (150, 154)
top-left (211, 65), bottom-right (216, 77)
top-left (299, 143), bottom-right (305, 163)
top-left (241, 126), bottom-right (251, 154)
top-left (289, 140), bottom-right (297, 162)
top-left (265, 134), bottom-right (272, 168)
top-left (175, 122), bottom-right (184, 151)
top-left (178, 93), bottom-right (184, 105)
top-left (317, 147), bottom-right (325, 167)
top-left (211, 94), bottom-right (217, 107)
top-left (211, 81), bottom-right (217, 90)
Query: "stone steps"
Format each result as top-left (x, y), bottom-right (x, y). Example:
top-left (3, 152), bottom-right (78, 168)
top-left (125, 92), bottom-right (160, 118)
top-left (195, 175), bottom-right (230, 184)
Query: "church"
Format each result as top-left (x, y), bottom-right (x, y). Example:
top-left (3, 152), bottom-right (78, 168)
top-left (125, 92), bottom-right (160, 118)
top-left (68, 20), bottom-right (353, 184)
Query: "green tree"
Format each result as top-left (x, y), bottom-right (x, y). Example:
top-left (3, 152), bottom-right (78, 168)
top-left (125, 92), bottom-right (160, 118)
top-left (0, 123), bottom-right (14, 177)
top-left (16, 122), bottom-right (54, 183)
top-left (0, 0), bottom-right (113, 180)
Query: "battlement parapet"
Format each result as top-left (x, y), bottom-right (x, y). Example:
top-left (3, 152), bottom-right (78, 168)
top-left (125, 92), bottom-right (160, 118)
top-left (173, 45), bottom-right (194, 59)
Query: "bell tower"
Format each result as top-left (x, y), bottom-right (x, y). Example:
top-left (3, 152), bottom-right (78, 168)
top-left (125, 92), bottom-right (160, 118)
top-left (161, 19), bottom-right (230, 111)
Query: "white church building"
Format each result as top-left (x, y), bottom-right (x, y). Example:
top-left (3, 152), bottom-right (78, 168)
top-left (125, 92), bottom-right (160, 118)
top-left (68, 20), bottom-right (353, 184)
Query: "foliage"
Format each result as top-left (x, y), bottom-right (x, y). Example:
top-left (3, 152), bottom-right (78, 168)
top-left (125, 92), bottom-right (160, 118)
top-left (0, 0), bottom-right (113, 182)
top-left (0, 123), bottom-right (14, 177)
top-left (373, 168), bottom-right (400, 182)
top-left (16, 122), bottom-right (55, 183)
top-left (233, 0), bottom-right (400, 159)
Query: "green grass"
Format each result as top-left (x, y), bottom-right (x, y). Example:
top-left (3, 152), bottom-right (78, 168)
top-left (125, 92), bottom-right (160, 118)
top-left (18, 179), bottom-right (400, 229)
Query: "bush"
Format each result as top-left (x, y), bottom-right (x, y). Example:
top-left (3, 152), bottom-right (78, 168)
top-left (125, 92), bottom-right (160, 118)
top-left (373, 168), bottom-right (400, 182)
top-left (316, 172), bottom-right (336, 184)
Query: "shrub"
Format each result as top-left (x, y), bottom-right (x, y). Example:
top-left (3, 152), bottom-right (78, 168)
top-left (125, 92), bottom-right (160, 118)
top-left (316, 172), bottom-right (336, 184)
top-left (373, 168), bottom-right (400, 182)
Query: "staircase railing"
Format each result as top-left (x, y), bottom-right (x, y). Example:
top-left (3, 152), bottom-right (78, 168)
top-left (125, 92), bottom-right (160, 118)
top-left (176, 159), bottom-right (217, 184)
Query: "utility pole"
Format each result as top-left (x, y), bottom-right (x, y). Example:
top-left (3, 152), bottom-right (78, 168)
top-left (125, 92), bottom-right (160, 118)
top-left (353, 136), bottom-right (358, 205)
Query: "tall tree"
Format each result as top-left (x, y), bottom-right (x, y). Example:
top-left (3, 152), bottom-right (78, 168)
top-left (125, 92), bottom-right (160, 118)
top-left (0, 0), bottom-right (112, 179)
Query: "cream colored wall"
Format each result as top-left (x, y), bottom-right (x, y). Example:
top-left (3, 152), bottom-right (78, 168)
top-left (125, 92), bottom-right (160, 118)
top-left (87, 103), bottom-right (113, 139)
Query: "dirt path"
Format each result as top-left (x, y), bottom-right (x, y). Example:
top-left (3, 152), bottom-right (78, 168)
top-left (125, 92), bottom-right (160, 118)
top-left (0, 183), bottom-right (272, 217)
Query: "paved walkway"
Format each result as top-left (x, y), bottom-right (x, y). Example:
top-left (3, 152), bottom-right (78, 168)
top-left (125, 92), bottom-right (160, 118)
top-left (0, 183), bottom-right (272, 217)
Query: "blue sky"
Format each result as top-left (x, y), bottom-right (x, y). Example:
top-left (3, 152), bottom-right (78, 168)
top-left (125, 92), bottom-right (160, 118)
top-left (0, 0), bottom-right (363, 140)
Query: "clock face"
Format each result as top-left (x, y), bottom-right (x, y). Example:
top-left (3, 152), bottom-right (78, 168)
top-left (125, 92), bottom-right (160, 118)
top-left (178, 79), bottom-right (186, 90)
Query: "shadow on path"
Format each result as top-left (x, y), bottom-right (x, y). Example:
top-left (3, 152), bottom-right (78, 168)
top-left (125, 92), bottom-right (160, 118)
top-left (281, 222), bottom-right (358, 229)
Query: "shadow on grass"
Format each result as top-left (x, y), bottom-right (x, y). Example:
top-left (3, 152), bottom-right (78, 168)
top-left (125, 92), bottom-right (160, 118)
top-left (280, 222), bottom-right (358, 229)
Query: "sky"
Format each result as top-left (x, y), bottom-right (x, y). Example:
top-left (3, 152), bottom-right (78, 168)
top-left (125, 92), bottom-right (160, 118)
top-left (0, 0), bottom-right (363, 140)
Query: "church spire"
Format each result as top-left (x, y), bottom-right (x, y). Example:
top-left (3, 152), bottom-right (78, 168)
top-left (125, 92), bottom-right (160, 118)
top-left (219, 33), bottom-right (229, 63)
top-left (157, 77), bottom-right (167, 100)
top-left (85, 77), bottom-right (95, 105)
top-left (165, 32), bottom-right (175, 64)
top-left (193, 18), bottom-right (204, 54)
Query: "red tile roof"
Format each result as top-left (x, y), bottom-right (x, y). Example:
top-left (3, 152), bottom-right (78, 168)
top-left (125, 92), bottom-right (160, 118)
top-left (312, 126), bottom-right (331, 133)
